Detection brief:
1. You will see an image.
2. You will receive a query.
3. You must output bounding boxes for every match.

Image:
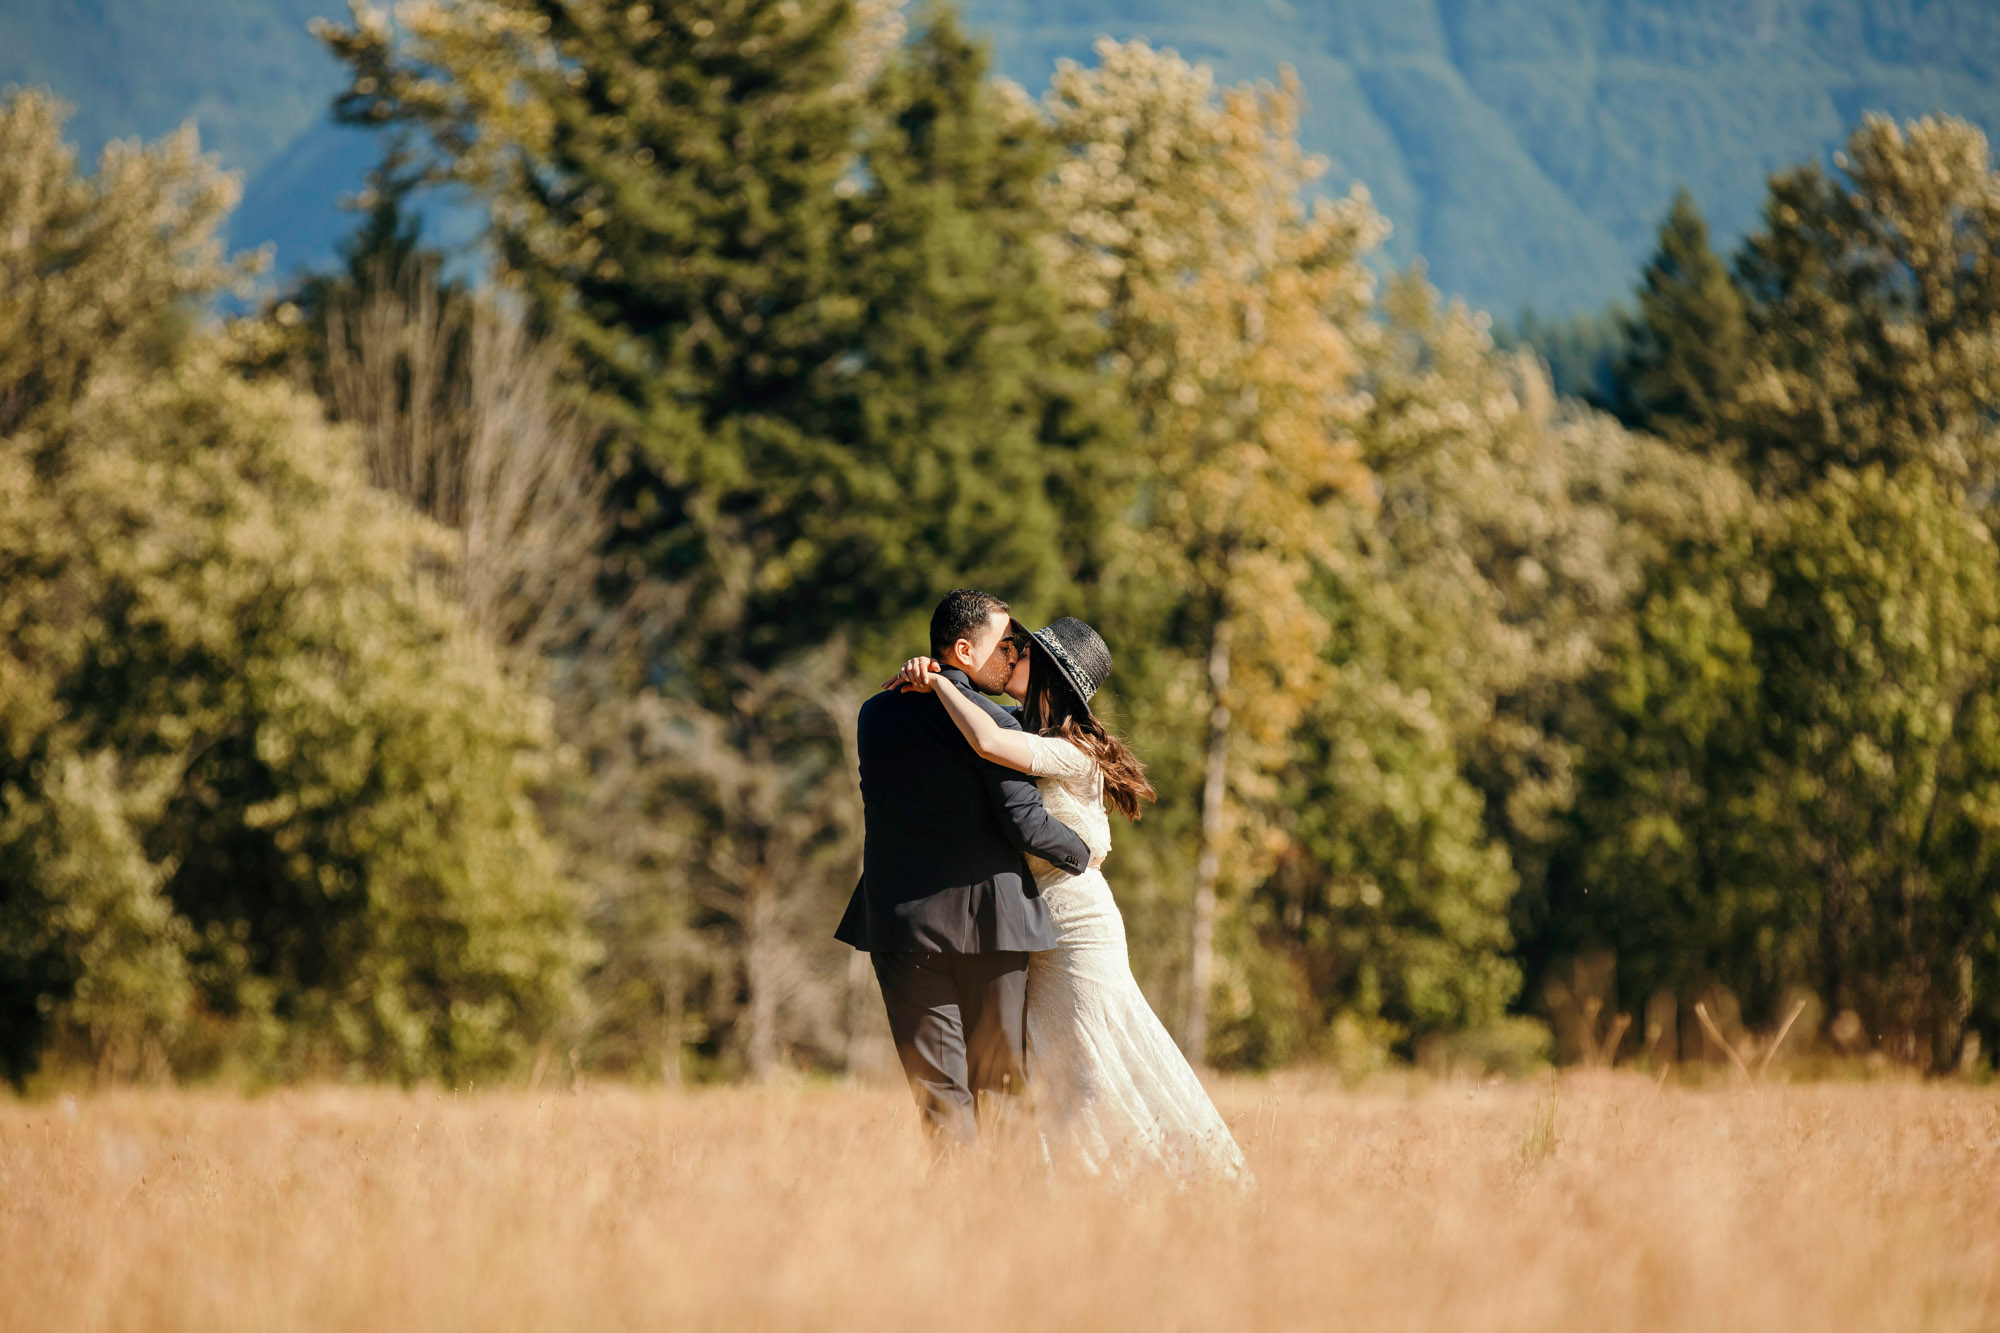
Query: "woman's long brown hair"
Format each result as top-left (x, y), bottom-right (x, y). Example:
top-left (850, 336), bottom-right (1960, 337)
top-left (1021, 642), bottom-right (1157, 822)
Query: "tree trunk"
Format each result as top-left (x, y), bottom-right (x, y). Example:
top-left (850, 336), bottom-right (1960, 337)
top-left (659, 947), bottom-right (685, 1087)
top-left (1184, 605), bottom-right (1234, 1066)
top-left (1818, 859), bottom-right (1849, 1042)
top-left (742, 868), bottom-right (779, 1081)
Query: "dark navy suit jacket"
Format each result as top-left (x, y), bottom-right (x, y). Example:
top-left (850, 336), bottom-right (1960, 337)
top-left (835, 666), bottom-right (1088, 953)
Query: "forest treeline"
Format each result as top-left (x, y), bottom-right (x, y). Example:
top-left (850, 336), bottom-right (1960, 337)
top-left (4, 0), bottom-right (1999, 1086)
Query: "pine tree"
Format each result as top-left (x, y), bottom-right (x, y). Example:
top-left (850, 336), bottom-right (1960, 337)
top-left (261, 143), bottom-right (471, 385)
top-left (322, 0), bottom-right (1114, 1078)
top-left (320, 0), bottom-right (1098, 678)
top-left (1611, 188), bottom-right (1747, 439)
top-left (774, 4), bottom-right (1116, 663)
top-left (1499, 305), bottom-right (1625, 406)
top-left (322, 0), bottom-right (875, 673)
top-left (1571, 465), bottom-right (2000, 1070)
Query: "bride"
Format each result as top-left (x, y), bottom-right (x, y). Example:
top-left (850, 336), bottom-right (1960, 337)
top-left (892, 616), bottom-right (1248, 1186)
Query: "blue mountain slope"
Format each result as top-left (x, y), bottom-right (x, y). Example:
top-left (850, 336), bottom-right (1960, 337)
top-left (5, 0), bottom-right (1998, 315)
top-left (968, 0), bottom-right (2000, 313)
top-left (0, 0), bottom-right (340, 180)
top-left (0, 0), bottom-right (358, 277)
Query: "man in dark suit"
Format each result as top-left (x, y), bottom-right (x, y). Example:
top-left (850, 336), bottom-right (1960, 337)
top-left (836, 589), bottom-right (1090, 1146)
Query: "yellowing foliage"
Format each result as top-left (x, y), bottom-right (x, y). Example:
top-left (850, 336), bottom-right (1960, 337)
top-left (0, 89), bottom-right (588, 1084)
top-left (1043, 41), bottom-right (1386, 1057)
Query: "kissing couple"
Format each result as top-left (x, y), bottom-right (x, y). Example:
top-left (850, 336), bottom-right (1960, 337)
top-left (836, 589), bottom-right (1248, 1184)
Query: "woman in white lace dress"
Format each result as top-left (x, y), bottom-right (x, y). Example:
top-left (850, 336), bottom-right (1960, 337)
top-left (893, 617), bottom-right (1249, 1186)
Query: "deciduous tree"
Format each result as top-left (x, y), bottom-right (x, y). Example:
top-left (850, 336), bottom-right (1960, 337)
top-left (1041, 40), bottom-right (1381, 1060)
top-left (0, 90), bottom-right (587, 1085)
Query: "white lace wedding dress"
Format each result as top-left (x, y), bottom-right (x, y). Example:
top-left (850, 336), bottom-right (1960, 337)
top-left (1019, 732), bottom-right (1250, 1186)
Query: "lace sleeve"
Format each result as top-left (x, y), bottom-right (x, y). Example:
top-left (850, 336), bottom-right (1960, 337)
top-left (1022, 733), bottom-right (1095, 781)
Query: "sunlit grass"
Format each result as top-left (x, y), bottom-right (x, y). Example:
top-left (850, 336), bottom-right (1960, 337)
top-left (4, 1072), bottom-right (1997, 1331)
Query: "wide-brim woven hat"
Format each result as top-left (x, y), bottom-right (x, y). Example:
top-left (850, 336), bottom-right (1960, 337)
top-left (1026, 616), bottom-right (1112, 714)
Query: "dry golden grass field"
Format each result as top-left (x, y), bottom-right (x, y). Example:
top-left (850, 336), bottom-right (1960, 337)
top-left (4, 1072), bottom-right (1998, 1332)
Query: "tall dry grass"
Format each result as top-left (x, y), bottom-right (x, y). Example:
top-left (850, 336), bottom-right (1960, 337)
top-left (4, 1074), bottom-right (1997, 1331)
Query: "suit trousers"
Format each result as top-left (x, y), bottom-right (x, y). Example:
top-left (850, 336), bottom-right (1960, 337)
top-left (872, 949), bottom-right (1031, 1147)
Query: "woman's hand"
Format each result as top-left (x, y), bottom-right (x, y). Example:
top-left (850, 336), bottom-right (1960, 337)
top-left (891, 651), bottom-right (1039, 774)
top-left (882, 656), bottom-right (945, 693)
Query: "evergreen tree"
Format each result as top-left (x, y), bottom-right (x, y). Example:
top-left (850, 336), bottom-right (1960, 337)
top-left (779, 4), bottom-right (1112, 661)
top-left (1335, 273), bottom-right (1744, 1069)
top-left (1571, 466), bottom-right (2000, 1070)
top-left (323, 0), bottom-right (873, 673)
top-left (323, 0), bottom-right (1114, 1078)
top-left (251, 143), bottom-right (472, 389)
top-left (1499, 305), bottom-right (1626, 406)
top-left (321, 0), bottom-right (1095, 678)
top-left (1611, 188), bottom-right (1747, 439)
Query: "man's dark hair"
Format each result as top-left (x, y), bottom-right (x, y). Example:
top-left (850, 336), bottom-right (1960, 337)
top-left (930, 588), bottom-right (1011, 660)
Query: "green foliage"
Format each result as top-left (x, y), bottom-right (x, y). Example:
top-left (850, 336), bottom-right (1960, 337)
top-left (1357, 274), bottom-right (1748, 915)
top-left (0, 752), bottom-right (194, 1083)
top-left (796, 5), bottom-right (1108, 657)
top-left (0, 89), bottom-right (587, 1085)
top-left (23, 2), bottom-right (2000, 1088)
top-left (0, 91), bottom-right (249, 447)
top-left (317, 0), bottom-right (1129, 1077)
top-left (1571, 467), bottom-right (2000, 1067)
top-left (1537, 116), bottom-right (2000, 1071)
top-left (323, 0), bottom-right (1097, 678)
top-left (1223, 270), bottom-right (1741, 1069)
top-left (1557, 519), bottom-right (1776, 1012)
top-left (1612, 188), bottom-right (1749, 439)
top-left (1497, 304), bottom-right (1626, 406)
top-left (1232, 665), bottom-right (1520, 1065)
top-left (1729, 116), bottom-right (2000, 496)
top-left (1751, 468), bottom-right (2000, 1065)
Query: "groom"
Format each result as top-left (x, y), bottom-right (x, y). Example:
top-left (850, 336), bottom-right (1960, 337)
top-left (836, 588), bottom-right (1090, 1147)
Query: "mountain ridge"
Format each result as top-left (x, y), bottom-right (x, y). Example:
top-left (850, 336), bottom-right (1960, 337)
top-left (5, 0), bottom-right (1997, 315)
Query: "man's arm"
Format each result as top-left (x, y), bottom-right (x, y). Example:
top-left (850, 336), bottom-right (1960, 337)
top-left (960, 685), bottom-right (1090, 874)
